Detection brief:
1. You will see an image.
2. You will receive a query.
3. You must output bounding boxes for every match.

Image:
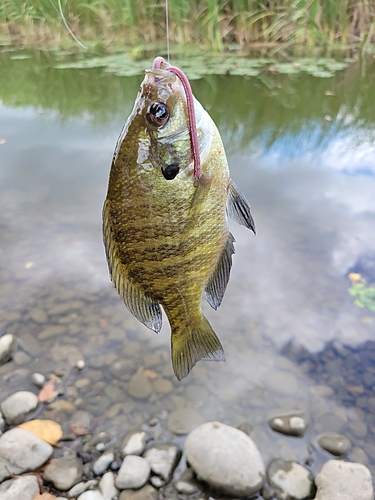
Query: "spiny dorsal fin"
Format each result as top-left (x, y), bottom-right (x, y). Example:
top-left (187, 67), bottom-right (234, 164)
top-left (227, 179), bottom-right (256, 234)
top-left (102, 200), bottom-right (162, 333)
top-left (205, 233), bottom-right (235, 310)
top-left (171, 315), bottom-right (225, 380)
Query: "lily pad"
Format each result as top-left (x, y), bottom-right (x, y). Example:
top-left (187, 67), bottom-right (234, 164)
top-left (349, 280), bottom-right (375, 313)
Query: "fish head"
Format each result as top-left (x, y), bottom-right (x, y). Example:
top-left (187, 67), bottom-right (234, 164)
top-left (135, 68), bottom-right (201, 179)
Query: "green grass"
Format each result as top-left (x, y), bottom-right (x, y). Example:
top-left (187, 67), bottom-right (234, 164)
top-left (0, 0), bottom-right (374, 50)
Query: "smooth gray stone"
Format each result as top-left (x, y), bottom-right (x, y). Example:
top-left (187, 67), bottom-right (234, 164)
top-left (78, 491), bottom-right (105, 500)
top-left (269, 412), bottom-right (309, 437)
top-left (31, 372), bottom-right (46, 388)
top-left (68, 480), bottom-right (98, 498)
top-left (314, 460), bottom-right (373, 500)
top-left (119, 485), bottom-right (158, 500)
top-left (115, 455), bottom-right (150, 490)
top-left (0, 428), bottom-right (53, 481)
top-left (93, 452), bottom-right (114, 476)
top-left (318, 433), bottom-right (351, 456)
top-left (185, 421), bottom-right (265, 497)
top-left (99, 472), bottom-right (118, 500)
top-left (267, 458), bottom-right (315, 500)
top-left (128, 369), bottom-right (152, 399)
top-left (121, 431), bottom-right (147, 457)
top-left (1, 391), bottom-right (38, 425)
top-left (0, 475), bottom-right (39, 500)
top-left (144, 443), bottom-right (182, 484)
top-left (0, 334), bottom-right (17, 365)
top-left (43, 455), bottom-right (83, 491)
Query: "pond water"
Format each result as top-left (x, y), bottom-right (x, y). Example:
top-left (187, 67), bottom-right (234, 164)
top-left (1, 51), bottom-right (375, 480)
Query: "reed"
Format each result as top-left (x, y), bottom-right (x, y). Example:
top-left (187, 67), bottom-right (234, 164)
top-left (1, 0), bottom-right (374, 49)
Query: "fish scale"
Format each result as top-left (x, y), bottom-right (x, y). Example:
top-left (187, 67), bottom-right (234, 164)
top-left (103, 62), bottom-right (255, 380)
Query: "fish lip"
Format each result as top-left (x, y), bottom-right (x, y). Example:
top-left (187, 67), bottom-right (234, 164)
top-left (144, 68), bottom-right (177, 86)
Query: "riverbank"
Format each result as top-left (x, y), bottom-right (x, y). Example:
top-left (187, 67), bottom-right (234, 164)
top-left (1, 0), bottom-right (375, 51)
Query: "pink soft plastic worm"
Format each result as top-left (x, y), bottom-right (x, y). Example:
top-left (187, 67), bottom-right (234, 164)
top-left (152, 56), bottom-right (201, 180)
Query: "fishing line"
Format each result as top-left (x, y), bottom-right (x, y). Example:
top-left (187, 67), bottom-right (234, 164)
top-left (166, 0), bottom-right (170, 62)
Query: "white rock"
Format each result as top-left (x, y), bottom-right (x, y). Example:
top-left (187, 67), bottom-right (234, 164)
top-left (0, 428), bottom-right (53, 481)
top-left (115, 455), bottom-right (151, 490)
top-left (314, 460), bottom-right (374, 500)
top-left (99, 472), bottom-right (118, 500)
top-left (1, 391), bottom-right (38, 425)
top-left (144, 443), bottom-right (182, 483)
top-left (93, 452), bottom-right (114, 475)
top-left (0, 475), bottom-right (39, 500)
top-left (31, 372), bottom-right (46, 388)
top-left (78, 491), bottom-right (105, 500)
top-left (185, 421), bottom-right (265, 497)
top-left (0, 334), bottom-right (17, 365)
top-left (122, 431), bottom-right (147, 457)
top-left (76, 359), bottom-right (86, 370)
top-left (268, 460), bottom-right (314, 499)
top-left (68, 480), bottom-right (98, 498)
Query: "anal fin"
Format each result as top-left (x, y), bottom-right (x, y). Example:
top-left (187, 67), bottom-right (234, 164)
top-left (227, 179), bottom-right (256, 234)
top-left (205, 233), bottom-right (235, 310)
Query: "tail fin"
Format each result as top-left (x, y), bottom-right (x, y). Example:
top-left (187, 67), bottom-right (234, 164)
top-left (171, 315), bottom-right (225, 381)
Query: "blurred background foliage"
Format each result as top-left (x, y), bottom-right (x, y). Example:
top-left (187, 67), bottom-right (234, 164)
top-left (0, 0), bottom-right (375, 50)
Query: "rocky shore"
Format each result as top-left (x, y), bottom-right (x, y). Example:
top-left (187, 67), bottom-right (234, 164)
top-left (0, 356), bottom-right (374, 500)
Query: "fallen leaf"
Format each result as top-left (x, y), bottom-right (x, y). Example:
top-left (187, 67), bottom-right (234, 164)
top-left (18, 419), bottom-right (63, 445)
top-left (34, 493), bottom-right (57, 500)
top-left (144, 369), bottom-right (158, 379)
top-left (348, 272), bottom-right (362, 282)
top-left (38, 376), bottom-right (59, 403)
top-left (70, 421), bottom-right (88, 436)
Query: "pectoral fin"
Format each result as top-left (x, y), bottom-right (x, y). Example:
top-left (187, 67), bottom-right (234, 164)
top-left (205, 233), bottom-right (235, 310)
top-left (102, 200), bottom-right (162, 333)
top-left (227, 180), bottom-right (256, 234)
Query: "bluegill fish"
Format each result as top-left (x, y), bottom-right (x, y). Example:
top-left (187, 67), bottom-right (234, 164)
top-left (103, 57), bottom-right (255, 380)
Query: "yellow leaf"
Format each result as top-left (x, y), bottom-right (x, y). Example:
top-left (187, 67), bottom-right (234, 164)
top-left (18, 419), bottom-right (63, 445)
top-left (348, 273), bottom-right (362, 282)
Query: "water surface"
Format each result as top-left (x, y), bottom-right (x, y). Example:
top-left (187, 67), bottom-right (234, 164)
top-left (1, 51), bottom-right (375, 478)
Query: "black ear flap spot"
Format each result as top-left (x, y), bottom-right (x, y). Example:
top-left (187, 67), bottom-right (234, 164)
top-left (162, 164), bottom-right (180, 180)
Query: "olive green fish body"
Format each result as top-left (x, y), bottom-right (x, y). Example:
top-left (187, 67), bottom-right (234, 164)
top-left (103, 68), bottom-right (255, 380)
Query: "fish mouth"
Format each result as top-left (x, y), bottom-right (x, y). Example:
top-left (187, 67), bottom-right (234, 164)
top-left (143, 69), bottom-right (184, 103)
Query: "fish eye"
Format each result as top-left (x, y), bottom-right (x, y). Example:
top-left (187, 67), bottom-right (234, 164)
top-left (147, 102), bottom-right (169, 127)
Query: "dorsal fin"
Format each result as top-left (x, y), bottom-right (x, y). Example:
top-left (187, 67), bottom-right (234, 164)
top-left (205, 233), bottom-right (236, 310)
top-left (227, 180), bottom-right (256, 234)
top-left (103, 200), bottom-right (162, 333)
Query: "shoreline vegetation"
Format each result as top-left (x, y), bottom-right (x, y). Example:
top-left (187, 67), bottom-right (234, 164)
top-left (1, 0), bottom-right (375, 52)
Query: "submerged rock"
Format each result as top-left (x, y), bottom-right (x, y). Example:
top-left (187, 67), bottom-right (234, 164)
top-left (0, 428), bottom-right (53, 481)
top-left (185, 421), bottom-right (265, 496)
top-left (268, 412), bottom-right (309, 437)
top-left (43, 455), bottom-right (83, 491)
top-left (167, 408), bottom-right (204, 435)
top-left (119, 485), bottom-right (158, 500)
top-left (0, 475), bottom-right (39, 500)
top-left (1, 391), bottom-right (38, 425)
top-left (314, 460), bottom-right (373, 500)
top-left (267, 459), bottom-right (315, 500)
top-left (115, 455), bottom-right (150, 490)
top-left (318, 432), bottom-right (351, 456)
top-left (128, 369), bottom-right (153, 399)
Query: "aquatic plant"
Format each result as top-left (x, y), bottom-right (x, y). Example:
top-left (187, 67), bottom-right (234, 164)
top-left (348, 274), bottom-right (375, 313)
